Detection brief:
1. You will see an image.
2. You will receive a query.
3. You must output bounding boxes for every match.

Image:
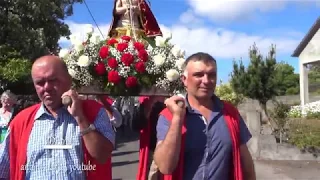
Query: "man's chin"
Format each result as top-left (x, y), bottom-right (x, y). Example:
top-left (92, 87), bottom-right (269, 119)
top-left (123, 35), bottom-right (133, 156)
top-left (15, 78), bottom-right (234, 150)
top-left (44, 101), bottom-right (61, 109)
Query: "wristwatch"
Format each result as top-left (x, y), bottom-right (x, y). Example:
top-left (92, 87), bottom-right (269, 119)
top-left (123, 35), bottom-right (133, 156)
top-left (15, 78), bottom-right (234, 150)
top-left (80, 124), bottom-right (96, 136)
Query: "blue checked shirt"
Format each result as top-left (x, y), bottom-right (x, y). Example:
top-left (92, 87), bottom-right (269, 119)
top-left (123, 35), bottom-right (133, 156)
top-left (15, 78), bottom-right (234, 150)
top-left (0, 104), bottom-right (115, 180)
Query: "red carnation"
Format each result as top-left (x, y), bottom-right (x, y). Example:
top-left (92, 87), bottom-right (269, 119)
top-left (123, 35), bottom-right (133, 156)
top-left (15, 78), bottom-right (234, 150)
top-left (107, 38), bottom-right (118, 46)
top-left (116, 42), bottom-right (128, 52)
top-left (107, 58), bottom-right (118, 69)
top-left (99, 46), bottom-right (109, 59)
top-left (138, 49), bottom-right (148, 62)
top-left (108, 70), bottom-right (121, 84)
top-left (121, 53), bottom-right (134, 66)
top-left (125, 76), bottom-right (138, 88)
top-left (135, 61), bottom-right (146, 73)
top-left (94, 62), bottom-right (106, 75)
top-left (134, 42), bottom-right (145, 51)
top-left (121, 36), bottom-right (131, 42)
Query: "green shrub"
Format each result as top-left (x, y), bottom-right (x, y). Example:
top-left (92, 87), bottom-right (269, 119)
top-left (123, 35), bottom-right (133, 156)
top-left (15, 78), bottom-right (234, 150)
top-left (287, 119), bottom-right (320, 149)
top-left (215, 81), bottom-right (244, 106)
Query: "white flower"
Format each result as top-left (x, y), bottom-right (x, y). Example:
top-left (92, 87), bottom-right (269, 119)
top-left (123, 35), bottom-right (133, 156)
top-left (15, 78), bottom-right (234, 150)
top-left (77, 55), bottom-right (90, 67)
top-left (166, 69), bottom-right (180, 82)
top-left (85, 25), bottom-right (94, 34)
top-left (68, 68), bottom-right (76, 78)
top-left (70, 34), bottom-right (79, 45)
top-left (155, 36), bottom-right (166, 47)
top-left (171, 45), bottom-right (183, 57)
top-left (175, 58), bottom-right (185, 69)
top-left (58, 49), bottom-right (69, 59)
top-left (163, 30), bottom-right (172, 41)
top-left (90, 33), bottom-right (101, 44)
top-left (153, 54), bottom-right (165, 66)
top-left (74, 40), bottom-right (84, 52)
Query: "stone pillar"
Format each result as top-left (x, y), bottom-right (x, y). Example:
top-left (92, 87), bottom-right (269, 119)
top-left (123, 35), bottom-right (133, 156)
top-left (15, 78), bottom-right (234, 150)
top-left (246, 110), bottom-right (261, 159)
top-left (299, 62), bottom-right (309, 115)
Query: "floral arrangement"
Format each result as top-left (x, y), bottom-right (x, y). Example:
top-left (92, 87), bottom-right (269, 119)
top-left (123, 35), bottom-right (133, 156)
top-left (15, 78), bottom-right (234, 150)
top-left (59, 26), bottom-right (186, 95)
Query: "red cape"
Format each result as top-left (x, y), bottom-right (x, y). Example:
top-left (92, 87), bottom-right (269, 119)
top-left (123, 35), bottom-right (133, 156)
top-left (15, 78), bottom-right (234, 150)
top-left (138, 101), bottom-right (244, 180)
top-left (9, 100), bottom-right (112, 180)
top-left (136, 96), bottom-right (151, 180)
top-left (108, 0), bottom-right (162, 38)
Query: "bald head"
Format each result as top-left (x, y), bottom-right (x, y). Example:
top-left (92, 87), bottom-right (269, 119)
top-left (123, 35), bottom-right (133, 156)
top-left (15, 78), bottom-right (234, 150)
top-left (32, 55), bottom-right (69, 76)
top-left (32, 55), bottom-right (72, 111)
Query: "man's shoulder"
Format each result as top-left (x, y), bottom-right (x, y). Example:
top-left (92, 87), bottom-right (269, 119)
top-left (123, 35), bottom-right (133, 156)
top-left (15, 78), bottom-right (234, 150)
top-left (82, 100), bottom-right (104, 122)
top-left (15, 104), bottom-right (41, 117)
top-left (159, 108), bottom-right (172, 121)
top-left (221, 101), bottom-right (239, 114)
top-left (9, 103), bottom-right (41, 128)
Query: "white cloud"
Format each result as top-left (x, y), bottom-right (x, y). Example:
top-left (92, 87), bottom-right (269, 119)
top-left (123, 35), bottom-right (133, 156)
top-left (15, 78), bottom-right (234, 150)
top-left (179, 9), bottom-right (204, 26)
top-left (168, 25), bottom-right (300, 59)
top-left (60, 21), bottom-right (301, 59)
top-left (186, 0), bottom-right (319, 22)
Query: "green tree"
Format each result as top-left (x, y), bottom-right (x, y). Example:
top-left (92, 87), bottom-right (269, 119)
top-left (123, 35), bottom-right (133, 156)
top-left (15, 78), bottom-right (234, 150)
top-left (0, 0), bottom-right (82, 93)
top-left (230, 44), bottom-right (278, 124)
top-left (308, 64), bottom-right (320, 94)
top-left (274, 62), bottom-right (299, 95)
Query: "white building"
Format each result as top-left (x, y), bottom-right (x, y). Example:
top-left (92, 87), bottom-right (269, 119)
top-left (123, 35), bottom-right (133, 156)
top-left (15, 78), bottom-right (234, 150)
top-left (292, 17), bottom-right (320, 107)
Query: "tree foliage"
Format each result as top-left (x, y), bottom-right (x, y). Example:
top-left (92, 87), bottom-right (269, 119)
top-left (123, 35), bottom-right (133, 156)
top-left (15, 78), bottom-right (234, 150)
top-left (0, 0), bottom-right (82, 92)
top-left (230, 44), bottom-right (278, 107)
top-left (274, 62), bottom-right (299, 95)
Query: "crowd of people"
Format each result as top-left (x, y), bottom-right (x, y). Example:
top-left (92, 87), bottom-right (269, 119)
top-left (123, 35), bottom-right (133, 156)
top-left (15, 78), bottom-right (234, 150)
top-left (0, 52), bottom-right (256, 180)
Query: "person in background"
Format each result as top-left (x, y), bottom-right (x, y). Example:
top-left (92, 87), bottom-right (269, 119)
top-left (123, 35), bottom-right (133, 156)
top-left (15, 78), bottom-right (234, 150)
top-left (0, 90), bottom-right (18, 143)
top-left (95, 95), bottom-right (123, 129)
top-left (132, 96), bottom-right (166, 180)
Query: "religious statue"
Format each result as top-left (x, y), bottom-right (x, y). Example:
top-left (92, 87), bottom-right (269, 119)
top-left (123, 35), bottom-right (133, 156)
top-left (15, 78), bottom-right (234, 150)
top-left (108, 0), bottom-right (162, 41)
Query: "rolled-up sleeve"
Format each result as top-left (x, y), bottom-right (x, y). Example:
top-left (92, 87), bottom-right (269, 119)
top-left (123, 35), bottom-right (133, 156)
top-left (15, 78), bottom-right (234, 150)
top-left (156, 115), bottom-right (170, 142)
top-left (94, 108), bottom-right (116, 146)
top-left (0, 129), bottom-right (10, 179)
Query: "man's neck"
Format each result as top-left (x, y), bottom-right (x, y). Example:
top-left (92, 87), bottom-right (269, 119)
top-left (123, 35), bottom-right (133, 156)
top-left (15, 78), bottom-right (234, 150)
top-left (44, 104), bottom-right (63, 118)
top-left (187, 95), bottom-right (213, 110)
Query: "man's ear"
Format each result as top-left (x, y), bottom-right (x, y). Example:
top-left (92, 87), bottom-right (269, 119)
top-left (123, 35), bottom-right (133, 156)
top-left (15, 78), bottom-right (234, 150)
top-left (181, 74), bottom-right (187, 87)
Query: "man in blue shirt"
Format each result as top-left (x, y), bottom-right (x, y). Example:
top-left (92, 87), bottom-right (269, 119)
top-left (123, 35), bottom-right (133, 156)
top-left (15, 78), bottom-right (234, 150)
top-left (154, 52), bottom-right (256, 180)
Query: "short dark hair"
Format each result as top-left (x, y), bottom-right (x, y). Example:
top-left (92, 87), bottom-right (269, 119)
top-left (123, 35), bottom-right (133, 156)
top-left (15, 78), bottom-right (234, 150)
top-left (182, 52), bottom-right (216, 71)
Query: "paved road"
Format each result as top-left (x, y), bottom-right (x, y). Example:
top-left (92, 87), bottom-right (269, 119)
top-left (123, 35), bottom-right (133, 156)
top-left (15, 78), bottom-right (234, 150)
top-left (112, 132), bottom-right (320, 180)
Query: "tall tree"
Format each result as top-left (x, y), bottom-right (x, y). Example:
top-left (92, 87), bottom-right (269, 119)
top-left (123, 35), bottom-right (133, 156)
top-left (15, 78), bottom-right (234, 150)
top-left (274, 62), bottom-right (299, 95)
top-left (230, 44), bottom-right (278, 124)
top-left (0, 0), bottom-right (82, 93)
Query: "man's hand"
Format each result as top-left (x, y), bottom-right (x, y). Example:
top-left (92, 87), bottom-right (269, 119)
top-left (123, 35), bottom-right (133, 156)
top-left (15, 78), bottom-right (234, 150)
top-left (164, 95), bottom-right (186, 120)
top-left (61, 90), bottom-right (84, 121)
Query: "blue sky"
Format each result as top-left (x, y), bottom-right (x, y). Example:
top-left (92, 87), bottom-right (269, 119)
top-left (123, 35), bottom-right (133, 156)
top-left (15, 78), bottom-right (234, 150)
top-left (60, 0), bottom-right (320, 82)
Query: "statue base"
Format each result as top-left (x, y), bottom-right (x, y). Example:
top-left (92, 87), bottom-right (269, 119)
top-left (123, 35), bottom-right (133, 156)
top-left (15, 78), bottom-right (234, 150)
top-left (77, 85), bottom-right (171, 97)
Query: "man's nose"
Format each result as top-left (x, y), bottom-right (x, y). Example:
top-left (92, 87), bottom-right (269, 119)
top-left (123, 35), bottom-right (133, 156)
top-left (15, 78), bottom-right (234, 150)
top-left (44, 81), bottom-right (53, 91)
top-left (202, 74), bottom-right (210, 84)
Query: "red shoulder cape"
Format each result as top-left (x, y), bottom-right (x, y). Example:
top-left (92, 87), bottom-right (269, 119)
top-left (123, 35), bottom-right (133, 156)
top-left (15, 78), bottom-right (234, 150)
top-left (9, 100), bottom-right (112, 180)
top-left (136, 96), bottom-right (150, 180)
top-left (155, 101), bottom-right (243, 180)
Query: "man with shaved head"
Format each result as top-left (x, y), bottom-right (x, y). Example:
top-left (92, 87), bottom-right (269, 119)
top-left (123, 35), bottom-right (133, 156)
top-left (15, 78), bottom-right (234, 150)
top-left (0, 55), bottom-right (115, 179)
top-left (154, 52), bottom-right (256, 180)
